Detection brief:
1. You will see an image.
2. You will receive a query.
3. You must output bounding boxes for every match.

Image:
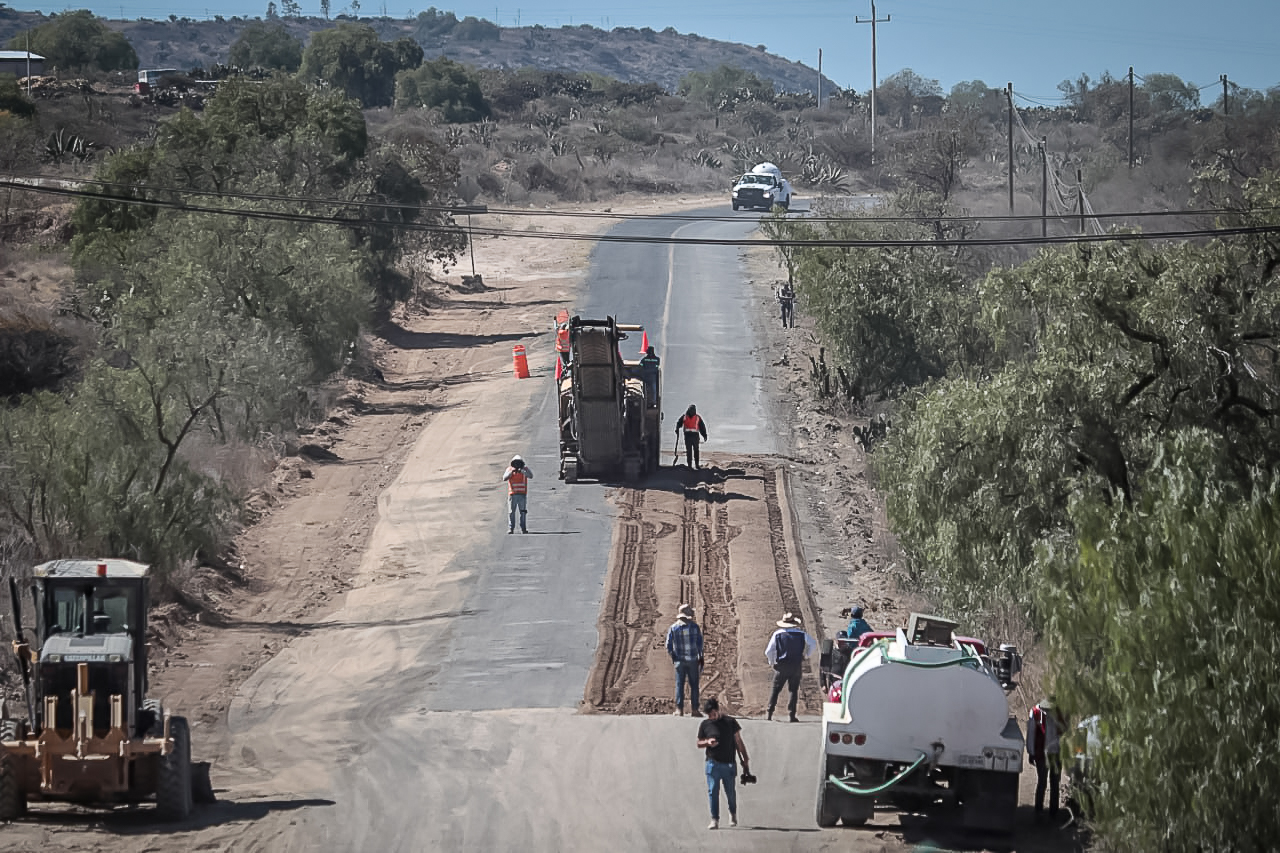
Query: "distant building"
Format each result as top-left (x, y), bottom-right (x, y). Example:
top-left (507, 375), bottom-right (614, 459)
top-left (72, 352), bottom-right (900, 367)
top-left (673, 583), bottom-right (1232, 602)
top-left (0, 50), bottom-right (45, 78)
top-left (137, 68), bottom-right (180, 84)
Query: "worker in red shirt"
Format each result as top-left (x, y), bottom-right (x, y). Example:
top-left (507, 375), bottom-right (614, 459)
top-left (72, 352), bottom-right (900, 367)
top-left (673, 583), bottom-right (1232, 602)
top-left (675, 404), bottom-right (708, 469)
top-left (1028, 696), bottom-right (1067, 822)
top-left (502, 454), bottom-right (532, 533)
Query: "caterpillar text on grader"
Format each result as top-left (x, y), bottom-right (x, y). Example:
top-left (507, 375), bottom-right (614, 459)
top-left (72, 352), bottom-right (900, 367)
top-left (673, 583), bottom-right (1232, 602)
top-left (557, 316), bottom-right (661, 483)
top-left (1, 559), bottom-right (211, 821)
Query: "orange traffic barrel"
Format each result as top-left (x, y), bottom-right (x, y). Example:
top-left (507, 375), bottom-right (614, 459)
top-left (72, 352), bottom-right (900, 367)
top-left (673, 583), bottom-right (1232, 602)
top-left (513, 344), bottom-right (531, 379)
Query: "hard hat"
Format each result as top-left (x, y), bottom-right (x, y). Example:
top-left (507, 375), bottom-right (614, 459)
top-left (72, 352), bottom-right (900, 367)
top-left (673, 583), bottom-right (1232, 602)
top-left (511, 455), bottom-right (524, 465)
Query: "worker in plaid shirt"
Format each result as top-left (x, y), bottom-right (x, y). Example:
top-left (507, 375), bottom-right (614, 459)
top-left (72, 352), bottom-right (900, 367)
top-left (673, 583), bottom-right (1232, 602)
top-left (666, 603), bottom-right (705, 717)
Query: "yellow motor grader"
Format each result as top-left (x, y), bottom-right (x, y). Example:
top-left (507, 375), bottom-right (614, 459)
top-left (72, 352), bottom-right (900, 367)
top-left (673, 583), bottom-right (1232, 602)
top-left (1, 558), bottom-right (211, 820)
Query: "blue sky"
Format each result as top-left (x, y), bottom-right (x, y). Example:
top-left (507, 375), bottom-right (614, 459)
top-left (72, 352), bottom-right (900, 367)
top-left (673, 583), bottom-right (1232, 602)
top-left (10, 0), bottom-right (1280, 103)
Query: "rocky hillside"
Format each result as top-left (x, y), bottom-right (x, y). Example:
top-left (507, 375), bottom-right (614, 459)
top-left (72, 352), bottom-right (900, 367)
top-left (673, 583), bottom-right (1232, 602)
top-left (0, 7), bottom-right (837, 95)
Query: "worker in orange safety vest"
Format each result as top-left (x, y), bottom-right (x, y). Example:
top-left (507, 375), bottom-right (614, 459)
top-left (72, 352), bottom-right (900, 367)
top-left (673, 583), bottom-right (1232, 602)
top-left (502, 454), bottom-right (533, 533)
top-left (554, 321), bottom-right (571, 382)
top-left (675, 405), bottom-right (709, 469)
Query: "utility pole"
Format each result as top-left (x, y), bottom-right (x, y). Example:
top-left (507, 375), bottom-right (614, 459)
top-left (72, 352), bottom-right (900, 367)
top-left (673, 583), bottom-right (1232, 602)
top-left (817, 48), bottom-right (823, 109)
top-left (1077, 168), bottom-right (1085, 235)
top-left (1007, 82), bottom-right (1014, 215)
top-left (1128, 67), bottom-right (1134, 169)
top-left (1221, 74), bottom-right (1229, 115)
top-left (1040, 137), bottom-right (1048, 239)
top-left (856, 0), bottom-right (890, 165)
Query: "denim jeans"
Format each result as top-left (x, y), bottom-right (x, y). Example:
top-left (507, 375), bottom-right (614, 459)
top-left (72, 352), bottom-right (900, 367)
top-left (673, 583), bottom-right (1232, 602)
top-left (705, 760), bottom-right (737, 820)
top-left (508, 493), bottom-right (527, 532)
top-left (673, 659), bottom-right (700, 710)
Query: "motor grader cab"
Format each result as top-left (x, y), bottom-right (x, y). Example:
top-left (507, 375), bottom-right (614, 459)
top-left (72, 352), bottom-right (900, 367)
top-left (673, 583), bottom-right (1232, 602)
top-left (557, 316), bottom-right (661, 482)
top-left (1, 559), bottom-right (201, 821)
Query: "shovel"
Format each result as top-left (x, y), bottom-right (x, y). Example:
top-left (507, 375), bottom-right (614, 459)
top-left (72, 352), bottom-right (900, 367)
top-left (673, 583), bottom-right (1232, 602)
top-left (672, 434), bottom-right (680, 467)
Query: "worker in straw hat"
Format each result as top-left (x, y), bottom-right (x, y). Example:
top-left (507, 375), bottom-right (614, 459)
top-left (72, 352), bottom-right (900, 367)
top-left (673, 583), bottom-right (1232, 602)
top-left (665, 603), bottom-right (704, 717)
top-left (764, 612), bottom-right (816, 722)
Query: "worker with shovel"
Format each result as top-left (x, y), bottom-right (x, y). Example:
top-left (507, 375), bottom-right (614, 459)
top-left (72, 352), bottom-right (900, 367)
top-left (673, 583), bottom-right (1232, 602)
top-left (675, 404), bottom-right (708, 469)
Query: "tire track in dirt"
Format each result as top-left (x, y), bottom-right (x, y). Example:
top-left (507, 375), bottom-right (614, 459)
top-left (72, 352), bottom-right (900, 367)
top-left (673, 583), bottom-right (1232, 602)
top-left (585, 460), bottom-right (812, 716)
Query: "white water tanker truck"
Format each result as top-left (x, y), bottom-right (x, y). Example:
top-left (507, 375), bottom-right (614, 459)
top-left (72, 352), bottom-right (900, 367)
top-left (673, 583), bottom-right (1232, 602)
top-left (817, 613), bottom-right (1023, 833)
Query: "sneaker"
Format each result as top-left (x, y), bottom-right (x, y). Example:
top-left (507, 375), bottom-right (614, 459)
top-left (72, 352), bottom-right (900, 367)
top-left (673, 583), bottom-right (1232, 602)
top-left (789, 715), bottom-right (799, 723)
top-left (673, 708), bottom-right (684, 717)
top-left (766, 711), bottom-right (773, 721)
top-left (729, 814), bottom-right (737, 827)
top-left (521, 528), bottom-right (528, 534)
top-left (691, 710), bottom-right (703, 718)
top-left (507, 529), bottom-right (514, 534)
top-left (707, 819), bottom-right (718, 830)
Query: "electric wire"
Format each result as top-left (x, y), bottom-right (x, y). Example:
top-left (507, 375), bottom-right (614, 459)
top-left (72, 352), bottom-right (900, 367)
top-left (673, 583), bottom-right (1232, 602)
top-left (4, 174), bottom-right (1271, 228)
top-left (4, 177), bottom-right (1278, 248)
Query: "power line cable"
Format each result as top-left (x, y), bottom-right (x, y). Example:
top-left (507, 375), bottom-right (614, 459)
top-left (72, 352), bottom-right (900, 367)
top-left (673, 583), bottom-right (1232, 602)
top-left (2, 178), bottom-right (1277, 248)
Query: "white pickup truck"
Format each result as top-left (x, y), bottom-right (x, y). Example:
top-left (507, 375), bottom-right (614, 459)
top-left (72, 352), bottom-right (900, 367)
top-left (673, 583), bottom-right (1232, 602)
top-left (816, 613), bottom-right (1024, 834)
top-left (731, 162), bottom-right (792, 211)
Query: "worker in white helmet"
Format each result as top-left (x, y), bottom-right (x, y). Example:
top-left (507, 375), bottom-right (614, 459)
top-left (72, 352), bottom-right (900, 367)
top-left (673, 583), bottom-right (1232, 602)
top-left (502, 454), bottom-right (533, 534)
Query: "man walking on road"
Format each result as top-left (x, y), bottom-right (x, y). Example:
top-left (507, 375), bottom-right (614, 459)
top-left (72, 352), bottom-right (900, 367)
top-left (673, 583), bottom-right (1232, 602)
top-left (696, 698), bottom-right (751, 830)
top-left (676, 404), bottom-right (708, 469)
top-left (777, 282), bottom-right (796, 328)
top-left (666, 604), bottom-right (704, 717)
top-left (765, 612), bottom-right (816, 722)
top-left (502, 454), bottom-right (532, 533)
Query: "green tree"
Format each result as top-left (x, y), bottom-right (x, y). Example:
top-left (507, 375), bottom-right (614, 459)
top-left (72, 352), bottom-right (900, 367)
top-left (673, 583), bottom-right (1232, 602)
top-left (678, 64), bottom-right (774, 127)
top-left (395, 56), bottom-right (490, 122)
top-left (876, 68), bottom-right (943, 129)
top-left (453, 15), bottom-right (499, 42)
top-left (948, 79), bottom-right (1004, 123)
top-left (0, 73), bottom-right (36, 118)
top-left (7, 10), bottom-right (137, 73)
top-left (228, 20), bottom-right (303, 71)
top-left (1041, 434), bottom-right (1280, 852)
top-left (299, 23), bottom-right (423, 107)
top-left (1143, 72), bottom-right (1200, 113)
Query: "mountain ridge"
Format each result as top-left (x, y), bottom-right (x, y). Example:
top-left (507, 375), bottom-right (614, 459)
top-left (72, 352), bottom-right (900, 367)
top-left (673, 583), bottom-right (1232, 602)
top-left (0, 8), bottom-right (840, 95)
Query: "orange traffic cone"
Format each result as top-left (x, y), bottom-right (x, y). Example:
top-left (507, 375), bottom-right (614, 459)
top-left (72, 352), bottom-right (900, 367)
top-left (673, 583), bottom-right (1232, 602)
top-left (513, 344), bottom-right (531, 379)
top-left (639, 330), bottom-right (649, 355)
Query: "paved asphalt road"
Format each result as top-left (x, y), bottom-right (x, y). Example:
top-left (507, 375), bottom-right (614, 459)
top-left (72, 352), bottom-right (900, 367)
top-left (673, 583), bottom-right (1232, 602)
top-left (209, 207), bottom-right (848, 852)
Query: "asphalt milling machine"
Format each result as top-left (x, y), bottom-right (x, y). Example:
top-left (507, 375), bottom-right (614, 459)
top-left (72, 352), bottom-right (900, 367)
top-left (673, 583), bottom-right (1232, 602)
top-left (557, 316), bottom-right (661, 482)
top-left (1, 558), bottom-right (214, 821)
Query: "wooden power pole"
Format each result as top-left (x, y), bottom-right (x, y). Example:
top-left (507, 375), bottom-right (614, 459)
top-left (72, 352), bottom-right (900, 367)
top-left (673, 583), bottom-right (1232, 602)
top-left (1007, 83), bottom-right (1014, 214)
top-left (857, 0), bottom-right (891, 165)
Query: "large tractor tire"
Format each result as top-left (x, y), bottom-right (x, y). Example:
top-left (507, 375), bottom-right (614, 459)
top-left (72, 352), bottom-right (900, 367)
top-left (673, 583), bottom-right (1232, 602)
top-left (156, 716), bottom-right (193, 821)
top-left (0, 748), bottom-right (26, 820)
top-left (0, 719), bottom-right (21, 742)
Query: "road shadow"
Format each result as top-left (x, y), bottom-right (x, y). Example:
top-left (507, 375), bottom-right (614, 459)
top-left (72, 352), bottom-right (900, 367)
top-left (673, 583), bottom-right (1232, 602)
top-left (13, 797), bottom-right (335, 835)
top-left (207, 608), bottom-right (481, 635)
top-left (379, 321), bottom-right (537, 350)
top-left (604, 464), bottom-right (762, 498)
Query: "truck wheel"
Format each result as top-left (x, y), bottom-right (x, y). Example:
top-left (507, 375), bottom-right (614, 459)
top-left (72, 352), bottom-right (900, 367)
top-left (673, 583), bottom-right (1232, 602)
top-left (731, 202), bottom-right (739, 211)
top-left (156, 716), bottom-right (193, 821)
top-left (0, 748), bottom-right (27, 820)
top-left (816, 754), bottom-right (843, 827)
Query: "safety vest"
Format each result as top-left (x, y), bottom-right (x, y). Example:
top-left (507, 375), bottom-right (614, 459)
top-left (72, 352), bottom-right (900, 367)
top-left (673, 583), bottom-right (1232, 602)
top-left (680, 414), bottom-right (702, 433)
top-left (507, 469), bottom-right (529, 495)
top-left (555, 327), bottom-right (571, 353)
